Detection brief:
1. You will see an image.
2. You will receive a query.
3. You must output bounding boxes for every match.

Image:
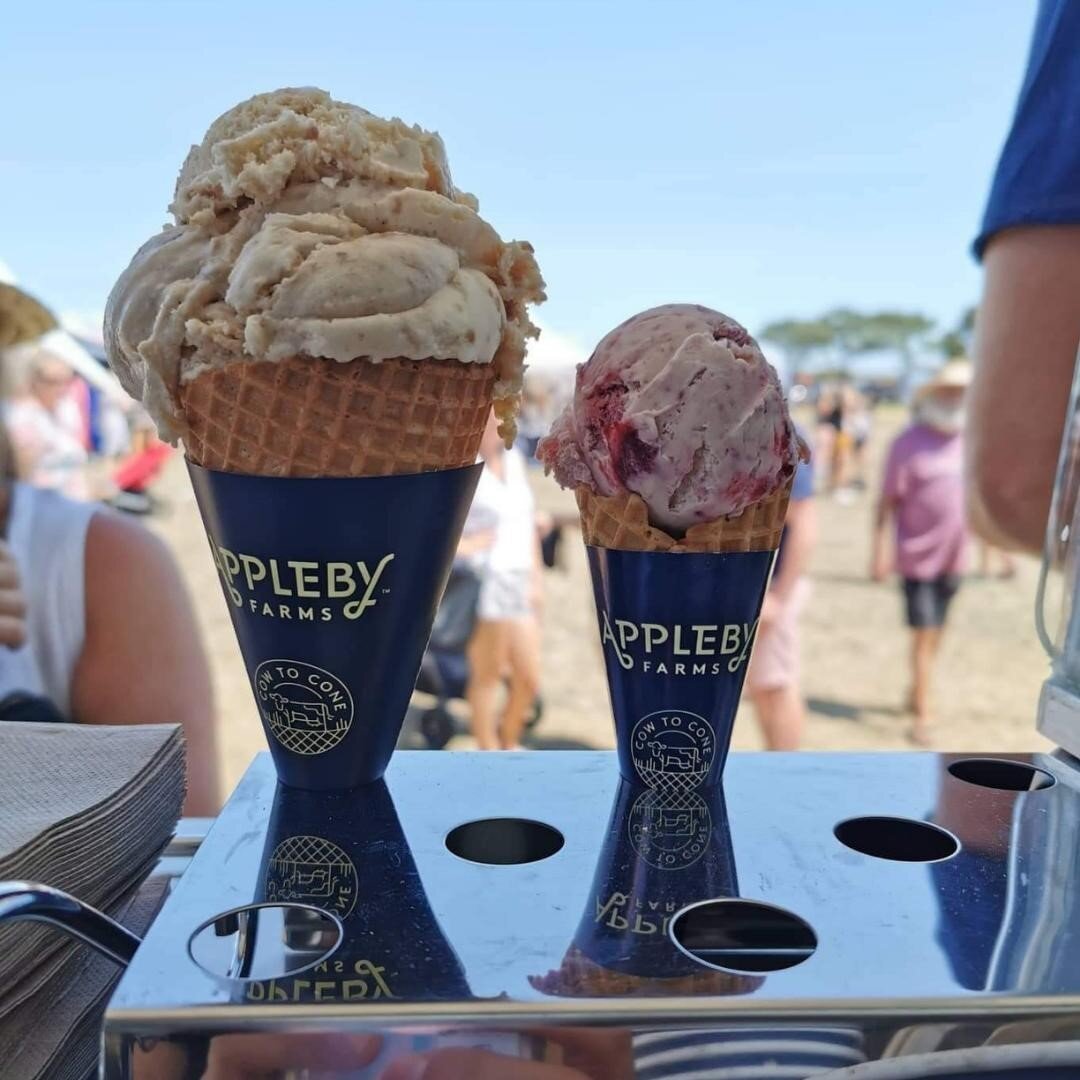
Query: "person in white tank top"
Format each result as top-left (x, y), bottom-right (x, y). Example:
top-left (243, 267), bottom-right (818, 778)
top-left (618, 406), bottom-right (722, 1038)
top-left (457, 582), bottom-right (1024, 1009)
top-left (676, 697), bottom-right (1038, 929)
top-left (0, 467), bottom-right (218, 814)
top-left (458, 412), bottom-right (543, 750)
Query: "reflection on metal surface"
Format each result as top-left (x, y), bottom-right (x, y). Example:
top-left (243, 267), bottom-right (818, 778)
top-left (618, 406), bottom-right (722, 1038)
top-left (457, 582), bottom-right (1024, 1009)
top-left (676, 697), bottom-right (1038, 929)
top-left (445, 817), bottom-right (565, 865)
top-left (187, 904), bottom-right (340, 981)
top-left (835, 815), bottom-right (960, 863)
top-left (529, 780), bottom-right (761, 997)
top-left (670, 898), bottom-right (818, 973)
top-left (104, 751), bottom-right (1080, 1079)
top-left (245, 779), bottom-right (470, 1005)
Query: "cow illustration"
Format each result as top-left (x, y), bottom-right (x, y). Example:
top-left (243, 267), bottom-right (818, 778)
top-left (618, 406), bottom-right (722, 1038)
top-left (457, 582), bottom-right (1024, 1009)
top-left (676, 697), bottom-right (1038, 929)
top-left (650, 743), bottom-right (700, 772)
top-left (270, 692), bottom-right (333, 731)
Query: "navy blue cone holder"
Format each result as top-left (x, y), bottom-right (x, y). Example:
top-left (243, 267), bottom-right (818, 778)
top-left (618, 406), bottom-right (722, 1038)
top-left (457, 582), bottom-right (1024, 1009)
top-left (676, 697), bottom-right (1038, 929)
top-left (188, 461), bottom-right (482, 790)
top-left (573, 779), bottom-right (739, 981)
top-left (586, 546), bottom-right (774, 791)
top-left (247, 780), bottom-right (469, 1003)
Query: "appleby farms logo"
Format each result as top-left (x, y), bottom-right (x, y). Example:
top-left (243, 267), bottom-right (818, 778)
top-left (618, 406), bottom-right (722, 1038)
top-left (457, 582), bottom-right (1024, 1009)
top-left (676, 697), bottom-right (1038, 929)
top-left (600, 611), bottom-right (758, 676)
top-left (629, 787), bottom-right (711, 871)
top-left (266, 834), bottom-right (359, 919)
top-left (209, 538), bottom-right (394, 623)
top-left (255, 660), bottom-right (354, 756)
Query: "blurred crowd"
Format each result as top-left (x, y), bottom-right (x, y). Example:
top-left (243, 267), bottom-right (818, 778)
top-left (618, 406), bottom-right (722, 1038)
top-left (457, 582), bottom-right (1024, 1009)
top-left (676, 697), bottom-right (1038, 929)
top-left (0, 329), bottom-right (171, 512)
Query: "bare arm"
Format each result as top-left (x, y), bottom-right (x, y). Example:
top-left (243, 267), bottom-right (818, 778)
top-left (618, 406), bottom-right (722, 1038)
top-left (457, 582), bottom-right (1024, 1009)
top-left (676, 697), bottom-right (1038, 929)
top-left (969, 226), bottom-right (1080, 552)
top-left (72, 512), bottom-right (220, 815)
top-left (871, 491), bottom-right (895, 582)
top-left (770, 497), bottom-right (816, 604)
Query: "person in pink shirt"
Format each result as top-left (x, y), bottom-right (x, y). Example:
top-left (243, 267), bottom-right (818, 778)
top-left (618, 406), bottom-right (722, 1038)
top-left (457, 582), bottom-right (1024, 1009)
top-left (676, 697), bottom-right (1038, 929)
top-left (872, 361), bottom-right (970, 745)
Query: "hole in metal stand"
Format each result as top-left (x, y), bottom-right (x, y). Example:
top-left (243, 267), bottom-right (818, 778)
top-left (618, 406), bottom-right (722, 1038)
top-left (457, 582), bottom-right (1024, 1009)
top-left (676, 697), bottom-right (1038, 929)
top-left (948, 758), bottom-right (1056, 792)
top-left (189, 903), bottom-right (341, 981)
top-left (445, 818), bottom-right (564, 865)
top-left (835, 816), bottom-right (959, 863)
top-left (670, 899), bottom-right (817, 973)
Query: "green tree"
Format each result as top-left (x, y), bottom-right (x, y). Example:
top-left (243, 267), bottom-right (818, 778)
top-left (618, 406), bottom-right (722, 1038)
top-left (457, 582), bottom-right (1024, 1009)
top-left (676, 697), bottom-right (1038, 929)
top-left (934, 305), bottom-right (976, 358)
top-left (759, 318), bottom-right (834, 372)
top-left (843, 310), bottom-right (936, 392)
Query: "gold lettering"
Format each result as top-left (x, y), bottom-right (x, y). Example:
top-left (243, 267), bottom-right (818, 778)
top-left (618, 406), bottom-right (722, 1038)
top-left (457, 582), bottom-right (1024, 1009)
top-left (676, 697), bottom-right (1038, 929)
top-left (729, 619), bottom-right (759, 673)
top-left (672, 624), bottom-right (691, 655)
top-left (239, 554), bottom-right (266, 591)
top-left (268, 560), bottom-right (293, 596)
top-left (615, 620), bottom-right (639, 653)
top-left (720, 624), bottom-right (741, 654)
top-left (601, 613), bottom-right (632, 670)
top-left (327, 563), bottom-right (356, 598)
top-left (345, 554), bottom-right (395, 619)
top-left (292, 561), bottom-right (321, 597)
top-left (212, 542), bottom-right (242, 606)
top-left (313, 981), bottom-right (336, 1000)
top-left (641, 623), bottom-right (668, 652)
top-left (694, 625), bottom-right (718, 653)
top-left (633, 913), bottom-right (659, 934)
top-left (353, 959), bottom-right (394, 998)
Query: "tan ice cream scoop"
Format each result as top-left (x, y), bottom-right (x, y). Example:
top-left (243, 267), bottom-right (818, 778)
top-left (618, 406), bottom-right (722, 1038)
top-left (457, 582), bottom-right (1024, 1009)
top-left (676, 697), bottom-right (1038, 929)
top-left (105, 87), bottom-right (544, 458)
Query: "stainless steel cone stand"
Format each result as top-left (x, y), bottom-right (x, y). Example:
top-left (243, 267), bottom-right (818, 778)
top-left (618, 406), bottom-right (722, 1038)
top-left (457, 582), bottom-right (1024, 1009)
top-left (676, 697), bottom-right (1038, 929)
top-left (98, 749), bottom-right (1080, 1078)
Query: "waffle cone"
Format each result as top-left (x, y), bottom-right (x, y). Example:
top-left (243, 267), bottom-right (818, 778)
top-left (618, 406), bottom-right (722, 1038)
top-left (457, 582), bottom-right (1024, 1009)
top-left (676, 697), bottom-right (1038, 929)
top-left (575, 479), bottom-right (793, 553)
top-left (528, 946), bottom-right (762, 998)
top-left (179, 355), bottom-right (494, 477)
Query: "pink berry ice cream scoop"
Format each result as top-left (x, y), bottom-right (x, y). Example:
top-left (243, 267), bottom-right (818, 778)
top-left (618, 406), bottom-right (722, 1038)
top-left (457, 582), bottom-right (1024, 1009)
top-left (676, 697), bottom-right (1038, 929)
top-left (537, 304), bottom-right (805, 534)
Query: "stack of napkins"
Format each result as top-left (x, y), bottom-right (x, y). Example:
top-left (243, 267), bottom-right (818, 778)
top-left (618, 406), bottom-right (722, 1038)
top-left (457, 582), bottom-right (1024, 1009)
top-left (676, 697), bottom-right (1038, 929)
top-left (0, 722), bottom-right (186, 1079)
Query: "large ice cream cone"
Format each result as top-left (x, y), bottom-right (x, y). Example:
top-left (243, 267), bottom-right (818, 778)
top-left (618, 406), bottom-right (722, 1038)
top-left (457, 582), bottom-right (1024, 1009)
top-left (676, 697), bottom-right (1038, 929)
top-left (104, 89), bottom-right (545, 789)
top-left (180, 354), bottom-right (495, 478)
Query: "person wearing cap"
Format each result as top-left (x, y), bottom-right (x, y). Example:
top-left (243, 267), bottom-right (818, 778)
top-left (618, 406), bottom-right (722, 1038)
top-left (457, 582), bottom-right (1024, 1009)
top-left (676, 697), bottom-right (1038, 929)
top-left (872, 360), bottom-right (971, 745)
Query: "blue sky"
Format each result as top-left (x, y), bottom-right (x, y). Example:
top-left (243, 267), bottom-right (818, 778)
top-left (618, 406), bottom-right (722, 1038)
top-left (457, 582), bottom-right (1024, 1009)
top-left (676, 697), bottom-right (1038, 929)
top-left (1, 0), bottom-right (1035, 359)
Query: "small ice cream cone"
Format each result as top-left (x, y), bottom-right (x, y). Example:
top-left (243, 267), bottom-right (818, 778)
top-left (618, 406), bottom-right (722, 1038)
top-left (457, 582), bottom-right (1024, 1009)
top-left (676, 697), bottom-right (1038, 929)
top-left (529, 945), bottom-right (762, 998)
top-left (575, 480), bottom-right (793, 554)
top-left (179, 354), bottom-right (494, 478)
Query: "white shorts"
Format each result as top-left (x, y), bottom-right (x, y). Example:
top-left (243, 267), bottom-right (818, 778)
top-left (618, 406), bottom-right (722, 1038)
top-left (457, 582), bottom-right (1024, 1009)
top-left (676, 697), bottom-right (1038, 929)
top-left (746, 578), bottom-right (810, 692)
top-left (477, 568), bottom-right (532, 621)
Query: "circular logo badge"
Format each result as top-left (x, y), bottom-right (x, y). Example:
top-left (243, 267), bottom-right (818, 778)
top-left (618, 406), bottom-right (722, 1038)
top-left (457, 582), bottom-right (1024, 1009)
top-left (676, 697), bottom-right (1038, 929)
top-left (266, 834), bottom-right (358, 918)
top-left (254, 660), bottom-right (354, 756)
top-left (629, 788), bottom-right (712, 870)
top-left (630, 710), bottom-right (716, 793)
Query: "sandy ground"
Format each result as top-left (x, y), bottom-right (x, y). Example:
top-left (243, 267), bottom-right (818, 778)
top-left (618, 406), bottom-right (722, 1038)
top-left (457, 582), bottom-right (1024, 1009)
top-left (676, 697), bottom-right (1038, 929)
top-left (149, 409), bottom-right (1050, 799)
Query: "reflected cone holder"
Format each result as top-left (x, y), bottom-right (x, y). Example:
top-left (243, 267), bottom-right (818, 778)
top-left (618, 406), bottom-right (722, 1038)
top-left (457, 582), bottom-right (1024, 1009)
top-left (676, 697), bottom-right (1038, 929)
top-left (244, 781), bottom-right (470, 1003)
top-left (188, 461), bottom-right (481, 789)
top-left (529, 780), bottom-right (763, 997)
top-left (101, 750), bottom-right (1080, 1078)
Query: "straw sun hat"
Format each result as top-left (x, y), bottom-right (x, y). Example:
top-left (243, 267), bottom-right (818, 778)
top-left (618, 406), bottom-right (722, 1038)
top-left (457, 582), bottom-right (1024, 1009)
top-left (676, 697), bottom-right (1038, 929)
top-left (915, 358), bottom-right (972, 400)
top-left (0, 283), bottom-right (57, 350)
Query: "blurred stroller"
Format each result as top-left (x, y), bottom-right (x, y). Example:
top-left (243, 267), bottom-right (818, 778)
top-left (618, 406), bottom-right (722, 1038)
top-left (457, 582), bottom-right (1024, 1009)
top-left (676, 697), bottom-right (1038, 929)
top-left (412, 529), bottom-right (561, 748)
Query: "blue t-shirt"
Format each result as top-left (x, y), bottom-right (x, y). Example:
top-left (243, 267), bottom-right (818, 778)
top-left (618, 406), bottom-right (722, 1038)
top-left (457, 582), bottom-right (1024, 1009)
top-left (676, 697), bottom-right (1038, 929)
top-left (771, 456), bottom-right (814, 584)
top-left (975, 0), bottom-right (1080, 259)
